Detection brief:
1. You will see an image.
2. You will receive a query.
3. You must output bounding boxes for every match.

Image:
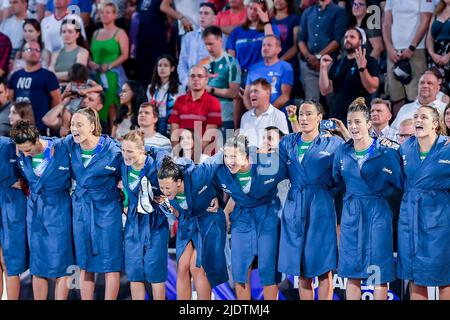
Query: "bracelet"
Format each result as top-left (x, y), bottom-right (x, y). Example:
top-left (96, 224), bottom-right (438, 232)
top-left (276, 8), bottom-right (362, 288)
top-left (358, 66), bottom-right (366, 72)
top-left (262, 20), bottom-right (271, 26)
top-left (288, 115), bottom-right (297, 122)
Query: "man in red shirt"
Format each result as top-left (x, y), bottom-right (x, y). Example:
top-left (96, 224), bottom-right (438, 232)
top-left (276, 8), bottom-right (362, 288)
top-left (169, 65), bottom-right (222, 156)
top-left (215, 0), bottom-right (247, 35)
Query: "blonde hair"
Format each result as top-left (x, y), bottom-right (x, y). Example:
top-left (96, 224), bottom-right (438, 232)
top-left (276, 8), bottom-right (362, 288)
top-left (99, 0), bottom-right (118, 13)
top-left (122, 129), bottom-right (146, 151)
top-left (74, 107), bottom-right (102, 136)
top-left (417, 105), bottom-right (446, 135)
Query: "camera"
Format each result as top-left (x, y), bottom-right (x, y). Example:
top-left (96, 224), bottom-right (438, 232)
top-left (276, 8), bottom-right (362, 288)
top-left (320, 120), bottom-right (337, 131)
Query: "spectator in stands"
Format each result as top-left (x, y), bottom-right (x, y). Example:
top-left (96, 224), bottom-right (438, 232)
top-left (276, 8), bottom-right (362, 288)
top-left (160, 0), bottom-right (201, 36)
top-left (0, 0), bottom-right (27, 54)
top-left (215, 0), bottom-right (246, 36)
top-left (348, 0), bottom-right (384, 59)
top-left (8, 99), bottom-right (35, 125)
top-left (147, 54), bottom-right (182, 138)
top-left (137, 101), bottom-right (172, 151)
top-left (7, 40), bottom-right (60, 134)
top-left (177, 128), bottom-right (209, 163)
top-left (112, 80), bottom-right (146, 140)
top-left (444, 102), bottom-right (450, 135)
top-left (240, 78), bottom-right (289, 147)
top-left (272, 0), bottom-right (301, 65)
top-left (383, 0), bottom-right (433, 115)
top-left (0, 77), bottom-right (12, 135)
top-left (178, 2), bottom-right (218, 90)
top-left (395, 118), bottom-right (414, 144)
top-left (48, 18), bottom-right (89, 84)
top-left (201, 25), bottom-right (241, 131)
top-left (0, 31), bottom-right (11, 77)
top-left (369, 98), bottom-right (396, 140)
top-left (298, 0), bottom-right (347, 101)
top-left (135, 0), bottom-right (170, 87)
top-left (40, 0), bottom-right (86, 53)
top-left (89, 0), bottom-right (129, 133)
top-left (426, 0), bottom-right (450, 95)
top-left (13, 19), bottom-right (50, 72)
top-left (391, 71), bottom-right (447, 132)
top-left (169, 65), bottom-right (222, 154)
top-left (244, 35), bottom-right (293, 111)
top-left (44, 0), bottom-right (91, 28)
top-left (319, 27), bottom-right (380, 122)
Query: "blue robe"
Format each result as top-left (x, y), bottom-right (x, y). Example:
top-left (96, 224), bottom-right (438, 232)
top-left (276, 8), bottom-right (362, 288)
top-left (122, 151), bottom-right (170, 283)
top-left (397, 135), bottom-right (450, 287)
top-left (278, 133), bottom-right (343, 278)
top-left (18, 137), bottom-right (74, 278)
top-left (333, 139), bottom-right (404, 284)
top-left (65, 134), bottom-right (124, 273)
top-left (169, 158), bottom-right (228, 288)
top-left (203, 151), bottom-right (287, 286)
top-left (0, 137), bottom-right (28, 276)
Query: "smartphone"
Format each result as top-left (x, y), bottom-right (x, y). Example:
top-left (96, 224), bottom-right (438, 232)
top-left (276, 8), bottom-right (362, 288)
top-left (320, 120), bottom-right (337, 131)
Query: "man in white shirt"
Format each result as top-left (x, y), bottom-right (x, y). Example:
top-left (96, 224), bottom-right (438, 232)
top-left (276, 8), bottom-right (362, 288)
top-left (40, 0), bottom-right (86, 53)
top-left (370, 98), bottom-right (396, 140)
top-left (240, 78), bottom-right (289, 148)
top-left (138, 102), bottom-right (172, 153)
top-left (0, 0), bottom-right (27, 52)
top-left (391, 71), bottom-right (447, 132)
top-left (383, 0), bottom-right (434, 115)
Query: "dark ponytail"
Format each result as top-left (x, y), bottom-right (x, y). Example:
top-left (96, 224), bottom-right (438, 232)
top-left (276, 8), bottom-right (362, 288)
top-left (10, 120), bottom-right (40, 145)
top-left (157, 156), bottom-right (184, 181)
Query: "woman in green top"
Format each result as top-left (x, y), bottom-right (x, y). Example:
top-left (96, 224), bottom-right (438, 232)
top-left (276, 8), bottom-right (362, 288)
top-left (89, 1), bottom-right (129, 132)
top-left (49, 19), bottom-right (89, 85)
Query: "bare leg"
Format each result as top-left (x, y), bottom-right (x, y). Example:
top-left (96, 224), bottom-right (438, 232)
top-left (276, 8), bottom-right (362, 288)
top-left (263, 285), bottom-right (278, 300)
top-left (0, 248), bottom-right (21, 300)
top-left (409, 282), bottom-right (428, 300)
top-left (177, 242), bottom-right (193, 300)
top-left (235, 269), bottom-right (252, 300)
top-left (439, 285), bottom-right (450, 300)
top-left (299, 277), bottom-right (314, 300)
top-left (130, 282), bottom-right (146, 300)
top-left (151, 282), bottom-right (166, 300)
top-left (32, 276), bottom-right (49, 300)
top-left (189, 249), bottom-right (211, 300)
top-left (80, 270), bottom-right (95, 300)
top-left (0, 249), bottom-right (4, 299)
top-left (346, 279), bottom-right (361, 300)
top-left (373, 284), bottom-right (388, 300)
top-left (55, 276), bottom-right (69, 300)
top-left (104, 272), bottom-right (120, 300)
top-left (318, 272), bottom-right (333, 300)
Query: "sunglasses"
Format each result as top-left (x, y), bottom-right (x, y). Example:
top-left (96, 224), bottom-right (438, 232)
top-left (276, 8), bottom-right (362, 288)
top-left (23, 47), bottom-right (41, 53)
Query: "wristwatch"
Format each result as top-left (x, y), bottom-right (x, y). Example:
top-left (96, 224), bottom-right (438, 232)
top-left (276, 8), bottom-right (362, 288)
top-left (210, 87), bottom-right (215, 95)
top-left (358, 66), bottom-right (366, 72)
top-left (315, 54), bottom-right (322, 60)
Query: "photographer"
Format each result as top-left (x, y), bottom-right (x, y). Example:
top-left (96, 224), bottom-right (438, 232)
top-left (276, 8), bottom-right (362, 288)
top-left (319, 27), bottom-right (380, 123)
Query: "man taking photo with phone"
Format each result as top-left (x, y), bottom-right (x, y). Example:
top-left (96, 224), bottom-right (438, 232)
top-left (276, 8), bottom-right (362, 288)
top-left (319, 27), bottom-right (380, 122)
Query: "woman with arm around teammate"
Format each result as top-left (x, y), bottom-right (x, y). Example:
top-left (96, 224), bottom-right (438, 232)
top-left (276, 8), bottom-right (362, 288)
top-left (332, 98), bottom-right (404, 300)
top-left (10, 121), bottom-right (74, 300)
top-left (65, 107), bottom-right (124, 300)
top-left (121, 130), bottom-right (171, 300)
top-left (157, 156), bottom-right (228, 300)
top-left (0, 134), bottom-right (28, 300)
top-left (277, 101), bottom-right (344, 300)
top-left (397, 105), bottom-right (450, 300)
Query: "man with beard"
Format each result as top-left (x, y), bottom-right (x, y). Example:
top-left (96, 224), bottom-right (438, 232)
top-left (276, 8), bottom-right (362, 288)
top-left (319, 27), bottom-right (380, 122)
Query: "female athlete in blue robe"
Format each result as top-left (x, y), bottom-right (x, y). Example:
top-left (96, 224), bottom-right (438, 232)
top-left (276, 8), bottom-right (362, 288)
top-left (65, 108), bottom-right (123, 300)
top-left (11, 121), bottom-right (74, 300)
top-left (0, 136), bottom-right (27, 300)
top-left (121, 130), bottom-right (171, 300)
top-left (277, 101), bottom-right (343, 300)
top-left (397, 105), bottom-right (450, 300)
top-left (332, 98), bottom-right (404, 300)
top-left (197, 136), bottom-right (287, 300)
top-left (158, 156), bottom-right (228, 300)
